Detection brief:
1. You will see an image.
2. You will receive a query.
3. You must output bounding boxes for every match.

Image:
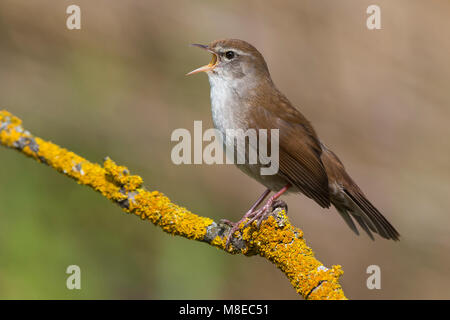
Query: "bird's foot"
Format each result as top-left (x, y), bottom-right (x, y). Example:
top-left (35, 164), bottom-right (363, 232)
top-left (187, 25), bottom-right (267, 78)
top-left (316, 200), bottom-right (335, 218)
top-left (244, 198), bottom-right (276, 229)
top-left (221, 208), bottom-right (260, 250)
top-left (242, 185), bottom-right (290, 229)
top-left (221, 185), bottom-right (290, 250)
top-left (222, 200), bottom-right (285, 250)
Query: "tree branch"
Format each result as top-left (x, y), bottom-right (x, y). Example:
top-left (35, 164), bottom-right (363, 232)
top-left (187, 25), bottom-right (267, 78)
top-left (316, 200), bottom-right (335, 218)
top-left (0, 110), bottom-right (346, 300)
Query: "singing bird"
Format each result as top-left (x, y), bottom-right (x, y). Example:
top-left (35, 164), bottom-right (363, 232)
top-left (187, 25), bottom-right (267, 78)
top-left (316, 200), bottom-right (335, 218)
top-left (187, 39), bottom-right (399, 247)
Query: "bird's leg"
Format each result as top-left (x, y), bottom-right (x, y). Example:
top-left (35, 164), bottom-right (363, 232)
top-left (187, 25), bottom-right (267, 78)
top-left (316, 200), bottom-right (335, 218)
top-left (222, 188), bottom-right (271, 248)
top-left (244, 184), bottom-right (291, 229)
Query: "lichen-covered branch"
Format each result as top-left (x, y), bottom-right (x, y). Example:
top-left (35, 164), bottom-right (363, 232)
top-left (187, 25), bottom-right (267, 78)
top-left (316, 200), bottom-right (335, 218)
top-left (0, 110), bottom-right (346, 300)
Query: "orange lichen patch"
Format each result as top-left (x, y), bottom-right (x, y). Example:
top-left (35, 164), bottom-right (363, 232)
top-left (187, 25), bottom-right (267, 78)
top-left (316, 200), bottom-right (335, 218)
top-left (0, 110), bottom-right (347, 300)
top-left (34, 137), bottom-right (128, 202)
top-left (127, 190), bottom-right (213, 240)
top-left (103, 157), bottom-right (143, 192)
top-left (0, 112), bottom-right (23, 145)
top-left (241, 214), bottom-right (346, 300)
top-left (210, 235), bottom-right (227, 248)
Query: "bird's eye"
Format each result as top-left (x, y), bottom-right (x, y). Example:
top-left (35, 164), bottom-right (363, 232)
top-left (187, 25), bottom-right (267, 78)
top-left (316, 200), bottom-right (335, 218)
top-left (225, 51), bottom-right (235, 60)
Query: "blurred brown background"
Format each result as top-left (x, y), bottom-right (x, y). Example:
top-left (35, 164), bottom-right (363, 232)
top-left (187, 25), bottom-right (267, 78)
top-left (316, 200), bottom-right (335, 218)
top-left (0, 0), bottom-right (449, 299)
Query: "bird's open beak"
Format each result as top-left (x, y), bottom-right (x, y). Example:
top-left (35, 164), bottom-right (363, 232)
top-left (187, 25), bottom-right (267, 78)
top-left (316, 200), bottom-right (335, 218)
top-left (186, 44), bottom-right (218, 76)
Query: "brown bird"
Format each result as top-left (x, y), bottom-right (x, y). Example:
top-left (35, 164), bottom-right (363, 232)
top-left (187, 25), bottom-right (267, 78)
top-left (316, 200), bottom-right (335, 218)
top-left (187, 39), bottom-right (399, 247)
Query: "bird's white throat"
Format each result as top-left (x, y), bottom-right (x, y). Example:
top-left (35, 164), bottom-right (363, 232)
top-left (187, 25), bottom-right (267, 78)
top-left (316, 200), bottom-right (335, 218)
top-left (207, 73), bottom-right (253, 135)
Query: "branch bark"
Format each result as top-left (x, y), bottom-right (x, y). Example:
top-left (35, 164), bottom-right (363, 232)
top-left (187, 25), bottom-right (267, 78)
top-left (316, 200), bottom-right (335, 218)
top-left (0, 110), bottom-right (346, 300)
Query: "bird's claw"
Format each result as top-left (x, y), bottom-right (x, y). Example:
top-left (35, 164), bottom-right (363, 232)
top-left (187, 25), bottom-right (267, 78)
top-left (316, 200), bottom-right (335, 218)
top-left (223, 202), bottom-right (274, 250)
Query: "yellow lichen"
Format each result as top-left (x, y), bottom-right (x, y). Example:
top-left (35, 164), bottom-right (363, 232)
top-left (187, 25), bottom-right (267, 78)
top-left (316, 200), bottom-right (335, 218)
top-left (0, 110), bottom-right (347, 300)
top-left (238, 214), bottom-right (346, 299)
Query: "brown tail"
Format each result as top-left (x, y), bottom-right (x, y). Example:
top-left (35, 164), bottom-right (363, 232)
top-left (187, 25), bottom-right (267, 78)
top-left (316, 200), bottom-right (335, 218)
top-left (320, 144), bottom-right (400, 241)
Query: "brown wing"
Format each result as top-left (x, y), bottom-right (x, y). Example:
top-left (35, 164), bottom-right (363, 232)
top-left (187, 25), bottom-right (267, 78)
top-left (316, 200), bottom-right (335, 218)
top-left (248, 92), bottom-right (330, 208)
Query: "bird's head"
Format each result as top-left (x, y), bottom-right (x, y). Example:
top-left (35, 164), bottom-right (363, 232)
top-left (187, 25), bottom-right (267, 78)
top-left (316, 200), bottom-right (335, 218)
top-left (187, 39), bottom-right (271, 82)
